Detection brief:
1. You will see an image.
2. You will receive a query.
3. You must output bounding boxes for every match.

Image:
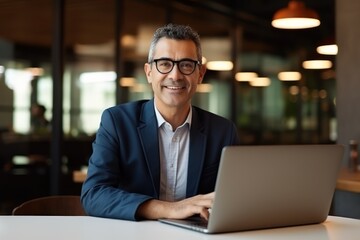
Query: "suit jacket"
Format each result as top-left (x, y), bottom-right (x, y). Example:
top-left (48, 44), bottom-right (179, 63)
top-left (81, 99), bottom-right (240, 220)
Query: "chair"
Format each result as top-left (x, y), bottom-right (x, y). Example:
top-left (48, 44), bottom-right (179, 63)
top-left (12, 195), bottom-right (86, 216)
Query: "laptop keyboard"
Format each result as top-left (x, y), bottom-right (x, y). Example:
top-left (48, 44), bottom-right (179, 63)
top-left (187, 216), bottom-right (208, 229)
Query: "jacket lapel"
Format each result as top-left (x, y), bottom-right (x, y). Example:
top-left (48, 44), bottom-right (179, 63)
top-left (186, 107), bottom-right (207, 197)
top-left (137, 99), bottom-right (160, 198)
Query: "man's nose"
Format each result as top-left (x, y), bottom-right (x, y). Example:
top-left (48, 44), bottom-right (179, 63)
top-left (168, 63), bottom-right (183, 78)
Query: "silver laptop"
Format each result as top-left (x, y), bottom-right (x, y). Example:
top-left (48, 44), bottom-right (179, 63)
top-left (159, 144), bottom-right (344, 234)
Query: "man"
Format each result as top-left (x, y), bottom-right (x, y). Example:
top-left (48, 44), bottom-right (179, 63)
top-left (81, 23), bottom-right (240, 221)
top-left (30, 103), bottom-right (51, 134)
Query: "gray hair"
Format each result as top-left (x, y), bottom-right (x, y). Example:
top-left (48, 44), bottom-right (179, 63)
top-left (147, 23), bottom-right (202, 64)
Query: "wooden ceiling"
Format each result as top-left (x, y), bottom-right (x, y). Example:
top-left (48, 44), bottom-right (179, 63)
top-left (0, 0), bottom-right (335, 54)
top-left (0, 0), bottom-right (115, 47)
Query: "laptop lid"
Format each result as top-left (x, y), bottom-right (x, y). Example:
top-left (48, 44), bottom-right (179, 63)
top-left (160, 144), bottom-right (344, 234)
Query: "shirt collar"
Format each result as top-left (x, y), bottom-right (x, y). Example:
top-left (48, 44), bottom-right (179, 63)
top-left (154, 102), bottom-right (192, 129)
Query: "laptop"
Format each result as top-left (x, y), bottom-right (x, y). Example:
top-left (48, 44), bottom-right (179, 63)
top-left (159, 144), bottom-right (344, 234)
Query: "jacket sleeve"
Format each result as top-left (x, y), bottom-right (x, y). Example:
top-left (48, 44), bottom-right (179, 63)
top-left (80, 108), bottom-right (153, 221)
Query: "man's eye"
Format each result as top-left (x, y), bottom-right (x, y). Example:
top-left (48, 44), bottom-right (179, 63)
top-left (181, 62), bottom-right (193, 68)
top-left (159, 61), bottom-right (172, 67)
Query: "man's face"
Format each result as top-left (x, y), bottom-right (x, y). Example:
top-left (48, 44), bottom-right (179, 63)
top-left (144, 38), bottom-right (205, 112)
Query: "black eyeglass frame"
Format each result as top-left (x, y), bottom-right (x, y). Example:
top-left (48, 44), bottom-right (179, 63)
top-left (150, 58), bottom-right (201, 75)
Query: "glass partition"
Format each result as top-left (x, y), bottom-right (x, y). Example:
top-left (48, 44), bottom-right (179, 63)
top-left (0, 0), bottom-right (337, 145)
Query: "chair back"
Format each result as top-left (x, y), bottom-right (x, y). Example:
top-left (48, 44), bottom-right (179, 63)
top-left (12, 195), bottom-right (86, 216)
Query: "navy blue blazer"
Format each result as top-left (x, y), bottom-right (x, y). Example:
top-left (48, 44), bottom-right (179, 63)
top-left (81, 99), bottom-right (240, 220)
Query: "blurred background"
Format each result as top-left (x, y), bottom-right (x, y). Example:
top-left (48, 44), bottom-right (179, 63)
top-left (0, 0), bottom-right (339, 214)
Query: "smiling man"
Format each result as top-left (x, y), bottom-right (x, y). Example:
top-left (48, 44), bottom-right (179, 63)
top-left (81, 23), bottom-right (240, 221)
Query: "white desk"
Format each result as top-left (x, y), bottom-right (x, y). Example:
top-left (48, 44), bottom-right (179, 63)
top-left (1, 215), bottom-right (360, 240)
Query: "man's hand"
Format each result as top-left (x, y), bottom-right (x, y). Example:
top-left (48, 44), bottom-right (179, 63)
top-left (136, 192), bottom-right (214, 220)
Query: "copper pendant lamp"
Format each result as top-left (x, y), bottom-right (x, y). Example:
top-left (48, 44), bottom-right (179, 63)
top-left (272, 0), bottom-right (320, 29)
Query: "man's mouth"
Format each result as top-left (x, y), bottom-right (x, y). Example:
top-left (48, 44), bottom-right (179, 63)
top-left (165, 86), bottom-right (185, 90)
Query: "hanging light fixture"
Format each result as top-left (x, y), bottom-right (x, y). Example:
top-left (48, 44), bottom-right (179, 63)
top-left (316, 37), bottom-right (338, 55)
top-left (272, 0), bottom-right (320, 29)
top-left (316, 44), bottom-right (338, 55)
top-left (206, 61), bottom-right (234, 71)
top-left (302, 60), bottom-right (332, 69)
top-left (235, 72), bottom-right (258, 82)
top-left (249, 77), bottom-right (271, 87)
top-left (278, 71), bottom-right (302, 81)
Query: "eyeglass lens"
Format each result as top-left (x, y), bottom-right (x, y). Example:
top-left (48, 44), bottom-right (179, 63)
top-left (155, 59), bottom-right (197, 75)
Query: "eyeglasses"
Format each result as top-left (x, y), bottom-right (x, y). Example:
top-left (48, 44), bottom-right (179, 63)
top-left (150, 58), bottom-right (200, 75)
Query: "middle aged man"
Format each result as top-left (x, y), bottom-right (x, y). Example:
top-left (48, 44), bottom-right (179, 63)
top-left (81, 23), bottom-right (240, 221)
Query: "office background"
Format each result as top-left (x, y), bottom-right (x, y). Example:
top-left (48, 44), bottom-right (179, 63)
top-left (1, 0), bottom-right (360, 217)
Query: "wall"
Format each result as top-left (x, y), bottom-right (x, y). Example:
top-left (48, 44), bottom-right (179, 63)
top-left (337, 0), bottom-right (360, 161)
top-left (332, 0), bottom-right (360, 219)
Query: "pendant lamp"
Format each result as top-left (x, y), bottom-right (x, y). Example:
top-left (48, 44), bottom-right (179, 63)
top-left (272, 0), bottom-right (320, 29)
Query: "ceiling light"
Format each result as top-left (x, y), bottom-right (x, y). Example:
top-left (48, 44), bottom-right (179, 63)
top-left (26, 67), bottom-right (44, 77)
top-left (196, 83), bottom-right (213, 93)
top-left (131, 83), bottom-right (149, 93)
top-left (120, 77), bottom-right (136, 87)
top-left (235, 72), bottom-right (258, 82)
top-left (206, 61), bottom-right (233, 71)
top-left (79, 71), bottom-right (116, 83)
top-left (5, 69), bottom-right (33, 90)
top-left (278, 71), bottom-right (302, 81)
top-left (289, 86), bottom-right (300, 95)
top-left (272, 0), bottom-right (320, 29)
top-left (249, 77), bottom-right (271, 87)
top-left (302, 60), bottom-right (332, 69)
top-left (121, 35), bottom-right (136, 48)
top-left (316, 44), bottom-right (338, 55)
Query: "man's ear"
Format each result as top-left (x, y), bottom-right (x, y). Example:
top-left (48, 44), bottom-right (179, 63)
top-left (198, 64), bottom-right (207, 84)
top-left (144, 63), bottom-right (152, 83)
